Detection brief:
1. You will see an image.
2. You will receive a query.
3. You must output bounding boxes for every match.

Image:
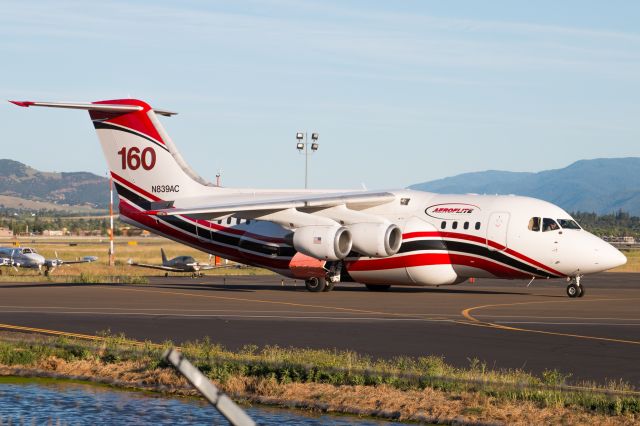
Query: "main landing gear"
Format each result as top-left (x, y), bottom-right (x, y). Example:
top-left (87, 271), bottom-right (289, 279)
top-left (304, 277), bottom-right (335, 292)
top-left (566, 275), bottom-right (585, 298)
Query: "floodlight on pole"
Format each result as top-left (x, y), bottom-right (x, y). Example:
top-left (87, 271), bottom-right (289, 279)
top-left (295, 131), bottom-right (319, 189)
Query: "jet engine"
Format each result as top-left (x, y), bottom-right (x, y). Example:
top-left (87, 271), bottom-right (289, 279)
top-left (349, 223), bottom-right (402, 257)
top-left (292, 225), bottom-right (352, 260)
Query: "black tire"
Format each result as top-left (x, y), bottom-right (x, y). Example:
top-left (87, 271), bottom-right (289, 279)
top-left (566, 283), bottom-right (579, 298)
top-left (577, 285), bottom-right (585, 298)
top-left (305, 277), bottom-right (326, 292)
top-left (164, 272), bottom-right (169, 278)
top-left (365, 284), bottom-right (391, 292)
top-left (322, 281), bottom-right (335, 292)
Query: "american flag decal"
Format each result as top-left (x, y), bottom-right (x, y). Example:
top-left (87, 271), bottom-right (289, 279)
top-left (313, 236), bottom-right (322, 244)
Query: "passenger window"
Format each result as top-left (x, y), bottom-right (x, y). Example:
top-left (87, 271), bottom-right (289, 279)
top-left (236, 218), bottom-right (240, 225)
top-left (441, 221), bottom-right (446, 230)
top-left (226, 217), bottom-right (232, 225)
top-left (528, 217), bottom-right (541, 232)
top-left (452, 221), bottom-right (458, 230)
top-left (542, 218), bottom-right (560, 232)
top-left (217, 220), bottom-right (222, 224)
top-left (246, 220), bottom-right (251, 225)
top-left (475, 222), bottom-right (481, 230)
top-left (463, 222), bottom-right (469, 230)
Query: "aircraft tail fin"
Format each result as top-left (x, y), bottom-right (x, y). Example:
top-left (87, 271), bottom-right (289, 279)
top-left (9, 99), bottom-right (221, 209)
top-left (161, 248), bottom-right (168, 265)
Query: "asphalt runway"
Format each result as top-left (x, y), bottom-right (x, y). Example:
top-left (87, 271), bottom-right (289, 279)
top-left (0, 273), bottom-right (639, 385)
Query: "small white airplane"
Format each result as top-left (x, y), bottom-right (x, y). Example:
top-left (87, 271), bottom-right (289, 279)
top-left (0, 246), bottom-right (97, 276)
top-left (128, 248), bottom-right (221, 277)
top-left (10, 99), bottom-right (627, 296)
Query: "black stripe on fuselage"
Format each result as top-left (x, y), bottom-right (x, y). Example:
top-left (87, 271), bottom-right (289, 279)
top-left (114, 184), bottom-right (295, 258)
top-left (93, 121), bottom-right (169, 152)
top-left (399, 239), bottom-right (557, 278)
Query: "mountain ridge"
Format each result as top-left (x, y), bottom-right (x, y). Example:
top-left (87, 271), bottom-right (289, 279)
top-left (409, 157), bottom-right (640, 215)
top-left (0, 159), bottom-right (109, 211)
top-left (1, 157), bottom-right (639, 215)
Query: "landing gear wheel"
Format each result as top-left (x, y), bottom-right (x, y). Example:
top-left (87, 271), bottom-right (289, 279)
top-left (322, 281), bottom-right (335, 292)
top-left (164, 272), bottom-right (169, 278)
top-left (305, 277), bottom-right (327, 292)
top-left (577, 285), bottom-right (585, 298)
top-left (566, 283), bottom-right (579, 298)
top-left (365, 284), bottom-right (391, 292)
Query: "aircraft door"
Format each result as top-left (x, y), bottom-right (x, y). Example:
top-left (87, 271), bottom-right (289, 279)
top-left (486, 212), bottom-right (510, 251)
top-left (541, 218), bottom-right (562, 267)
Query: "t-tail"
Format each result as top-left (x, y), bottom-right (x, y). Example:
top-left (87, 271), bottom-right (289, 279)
top-left (8, 99), bottom-right (219, 210)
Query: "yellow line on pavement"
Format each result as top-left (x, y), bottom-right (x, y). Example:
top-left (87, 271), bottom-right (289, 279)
top-left (461, 298), bottom-right (640, 346)
top-left (0, 323), bottom-right (104, 341)
top-left (0, 323), bottom-right (162, 348)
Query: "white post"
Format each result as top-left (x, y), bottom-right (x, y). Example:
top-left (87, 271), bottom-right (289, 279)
top-left (109, 176), bottom-right (115, 266)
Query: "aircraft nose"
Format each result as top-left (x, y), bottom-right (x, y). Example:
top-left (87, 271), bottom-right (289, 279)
top-left (596, 241), bottom-right (627, 271)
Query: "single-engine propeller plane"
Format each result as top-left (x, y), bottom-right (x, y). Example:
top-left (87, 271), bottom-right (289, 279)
top-left (10, 99), bottom-right (627, 296)
top-left (128, 248), bottom-right (222, 277)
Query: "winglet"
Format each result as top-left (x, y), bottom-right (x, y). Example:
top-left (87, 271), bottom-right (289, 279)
top-left (9, 100), bottom-right (34, 107)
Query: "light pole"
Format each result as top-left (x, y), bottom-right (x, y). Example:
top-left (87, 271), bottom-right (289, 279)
top-left (296, 132), bottom-right (319, 189)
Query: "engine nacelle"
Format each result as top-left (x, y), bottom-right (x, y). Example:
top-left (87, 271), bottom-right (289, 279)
top-left (349, 223), bottom-right (402, 257)
top-left (292, 225), bottom-right (353, 260)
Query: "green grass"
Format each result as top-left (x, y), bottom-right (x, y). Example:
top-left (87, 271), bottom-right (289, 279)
top-left (0, 332), bottom-right (638, 417)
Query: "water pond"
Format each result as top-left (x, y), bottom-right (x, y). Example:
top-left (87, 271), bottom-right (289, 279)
top-left (0, 379), bottom-right (401, 425)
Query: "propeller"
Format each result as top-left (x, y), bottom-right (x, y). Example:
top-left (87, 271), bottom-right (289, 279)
top-left (10, 250), bottom-right (18, 272)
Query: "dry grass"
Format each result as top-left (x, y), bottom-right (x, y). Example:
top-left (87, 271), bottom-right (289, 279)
top-left (0, 236), bottom-right (272, 279)
top-left (1, 358), bottom-right (638, 425)
top-left (0, 332), bottom-right (639, 424)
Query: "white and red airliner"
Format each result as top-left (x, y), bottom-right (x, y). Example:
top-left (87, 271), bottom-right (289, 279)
top-left (10, 99), bottom-right (627, 297)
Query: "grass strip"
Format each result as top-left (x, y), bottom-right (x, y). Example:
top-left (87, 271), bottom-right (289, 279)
top-left (0, 331), bottom-right (638, 421)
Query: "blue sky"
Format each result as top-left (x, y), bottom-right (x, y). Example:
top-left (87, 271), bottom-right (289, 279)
top-left (2, 1), bottom-right (639, 189)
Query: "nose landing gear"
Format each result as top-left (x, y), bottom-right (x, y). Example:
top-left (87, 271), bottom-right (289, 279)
top-left (566, 275), bottom-right (584, 298)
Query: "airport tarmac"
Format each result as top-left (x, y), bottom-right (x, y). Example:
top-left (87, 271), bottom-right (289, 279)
top-left (0, 273), bottom-right (638, 385)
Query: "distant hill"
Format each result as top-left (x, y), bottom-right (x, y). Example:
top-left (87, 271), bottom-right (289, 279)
top-left (409, 158), bottom-right (640, 216)
top-left (0, 159), bottom-right (109, 212)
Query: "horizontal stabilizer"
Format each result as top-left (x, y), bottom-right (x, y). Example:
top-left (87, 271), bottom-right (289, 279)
top-left (9, 100), bottom-right (177, 116)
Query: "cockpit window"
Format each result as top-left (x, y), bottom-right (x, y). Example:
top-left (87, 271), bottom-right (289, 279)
top-left (557, 219), bottom-right (581, 230)
top-left (542, 218), bottom-right (560, 232)
top-left (22, 248), bottom-right (33, 254)
top-left (528, 217), bottom-right (541, 232)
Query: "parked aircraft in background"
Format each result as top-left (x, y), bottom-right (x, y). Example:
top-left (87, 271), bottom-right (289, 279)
top-left (11, 99), bottom-right (627, 296)
top-left (0, 246), bottom-right (98, 276)
top-left (128, 248), bottom-right (222, 277)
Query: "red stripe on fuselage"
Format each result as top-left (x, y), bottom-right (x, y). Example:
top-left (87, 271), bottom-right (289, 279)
top-left (112, 173), bottom-right (286, 244)
top-left (111, 171), bottom-right (162, 202)
top-left (402, 231), bottom-right (563, 277)
top-left (119, 200), bottom-right (291, 270)
top-left (347, 252), bottom-right (531, 279)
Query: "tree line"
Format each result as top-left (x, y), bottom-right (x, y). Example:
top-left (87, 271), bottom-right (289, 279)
top-left (1, 208), bottom-right (639, 239)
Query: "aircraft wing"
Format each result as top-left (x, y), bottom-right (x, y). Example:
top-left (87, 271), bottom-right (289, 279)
top-left (148, 191), bottom-right (397, 227)
top-left (197, 264), bottom-right (238, 271)
top-left (128, 262), bottom-right (189, 272)
top-left (45, 256), bottom-right (98, 267)
top-left (59, 256), bottom-right (98, 265)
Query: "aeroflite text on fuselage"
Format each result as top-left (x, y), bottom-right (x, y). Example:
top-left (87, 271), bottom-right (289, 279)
top-left (10, 99), bottom-right (627, 297)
